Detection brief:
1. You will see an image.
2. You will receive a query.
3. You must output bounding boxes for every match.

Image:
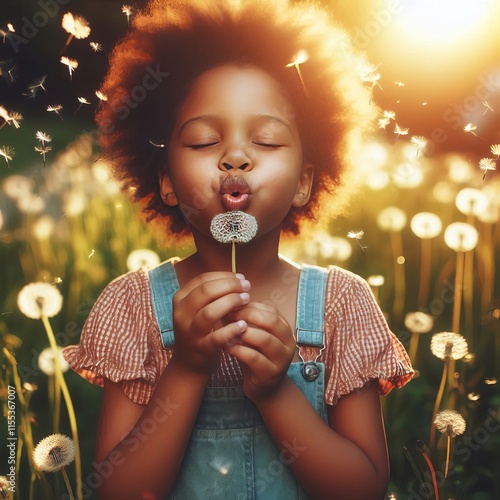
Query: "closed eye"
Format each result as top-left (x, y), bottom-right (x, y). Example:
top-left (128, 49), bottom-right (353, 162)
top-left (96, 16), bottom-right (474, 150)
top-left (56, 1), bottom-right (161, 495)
top-left (253, 142), bottom-right (283, 148)
top-left (186, 142), bottom-right (219, 149)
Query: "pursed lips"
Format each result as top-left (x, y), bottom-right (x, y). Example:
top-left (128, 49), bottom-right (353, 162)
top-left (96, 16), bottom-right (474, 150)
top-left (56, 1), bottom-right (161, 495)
top-left (219, 175), bottom-right (251, 211)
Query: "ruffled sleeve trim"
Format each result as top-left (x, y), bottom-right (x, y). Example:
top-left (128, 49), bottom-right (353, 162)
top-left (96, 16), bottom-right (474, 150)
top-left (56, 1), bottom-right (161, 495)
top-left (63, 268), bottom-right (169, 405)
top-left (323, 266), bottom-right (413, 406)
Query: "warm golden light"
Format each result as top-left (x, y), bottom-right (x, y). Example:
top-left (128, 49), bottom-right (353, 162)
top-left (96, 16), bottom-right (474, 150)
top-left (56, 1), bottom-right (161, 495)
top-left (397, 0), bottom-right (491, 44)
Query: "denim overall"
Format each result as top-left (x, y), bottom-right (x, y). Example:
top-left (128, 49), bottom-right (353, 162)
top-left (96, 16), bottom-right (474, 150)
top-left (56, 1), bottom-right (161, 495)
top-left (149, 261), bottom-right (328, 500)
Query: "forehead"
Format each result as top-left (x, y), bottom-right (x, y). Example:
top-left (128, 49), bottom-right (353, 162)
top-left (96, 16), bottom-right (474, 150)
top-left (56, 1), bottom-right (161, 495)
top-left (176, 64), bottom-right (296, 122)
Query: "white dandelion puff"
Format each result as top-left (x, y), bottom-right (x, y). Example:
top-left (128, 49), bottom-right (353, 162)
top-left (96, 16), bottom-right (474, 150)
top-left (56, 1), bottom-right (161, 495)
top-left (430, 331), bottom-right (468, 360)
top-left (60, 56), bottom-right (78, 79)
top-left (490, 144), bottom-right (500, 158)
top-left (38, 346), bottom-right (70, 376)
top-left (17, 282), bottom-right (63, 319)
top-left (62, 12), bottom-right (91, 41)
top-left (33, 434), bottom-right (75, 472)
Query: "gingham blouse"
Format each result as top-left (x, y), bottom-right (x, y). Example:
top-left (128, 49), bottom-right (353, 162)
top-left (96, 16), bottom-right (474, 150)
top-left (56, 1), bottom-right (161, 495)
top-left (63, 265), bottom-right (413, 406)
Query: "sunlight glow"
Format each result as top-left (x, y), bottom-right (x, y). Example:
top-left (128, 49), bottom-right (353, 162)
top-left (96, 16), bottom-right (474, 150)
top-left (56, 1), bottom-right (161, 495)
top-left (398, 0), bottom-right (491, 44)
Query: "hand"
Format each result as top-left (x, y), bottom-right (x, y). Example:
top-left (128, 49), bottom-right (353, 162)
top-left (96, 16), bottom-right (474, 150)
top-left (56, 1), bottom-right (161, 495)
top-left (225, 302), bottom-right (296, 402)
top-left (171, 272), bottom-right (250, 374)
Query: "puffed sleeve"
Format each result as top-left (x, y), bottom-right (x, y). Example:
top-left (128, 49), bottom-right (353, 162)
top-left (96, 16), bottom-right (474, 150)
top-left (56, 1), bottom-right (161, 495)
top-left (63, 269), bottom-right (169, 405)
top-left (323, 267), bottom-right (413, 406)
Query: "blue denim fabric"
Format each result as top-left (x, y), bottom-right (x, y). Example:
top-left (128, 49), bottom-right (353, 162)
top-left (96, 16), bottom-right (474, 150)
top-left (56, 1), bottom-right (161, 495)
top-left (149, 261), bottom-right (328, 499)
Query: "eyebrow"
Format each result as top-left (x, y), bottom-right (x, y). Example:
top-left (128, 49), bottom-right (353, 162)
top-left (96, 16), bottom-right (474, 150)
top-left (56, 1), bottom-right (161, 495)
top-left (177, 113), bottom-right (292, 135)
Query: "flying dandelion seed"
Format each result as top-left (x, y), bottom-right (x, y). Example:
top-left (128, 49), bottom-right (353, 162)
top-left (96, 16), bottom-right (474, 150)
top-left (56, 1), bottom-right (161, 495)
top-left (149, 140), bottom-right (165, 148)
top-left (378, 117), bottom-right (390, 130)
top-left (61, 12), bottom-right (91, 53)
top-left (347, 230), bottom-right (367, 253)
top-left (394, 81), bottom-right (405, 87)
top-left (95, 90), bottom-right (108, 102)
top-left (0, 107), bottom-right (23, 129)
top-left (286, 50), bottom-right (309, 96)
top-left (47, 104), bottom-right (63, 121)
top-left (479, 158), bottom-right (496, 180)
top-left (75, 97), bottom-right (90, 113)
top-left (410, 135), bottom-right (427, 156)
top-left (394, 123), bottom-right (409, 141)
top-left (490, 144), bottom-right (500, 158)
top-left (35, 145), bottom-right (52, 167)
top-left (122, 5), bottom-right (133, 25)
top-left (1, 23), bottom-right (15, 43)
top-left (482, 101), bottom-right (494, 115)
top-left (36, 131), bottom-right (52, 145)
top-left (26, 75), bottom-right (47, 98)
top-left (89, 41), bottom-right (102, 52)
top-left (360, 64), bottom-right (382, 103)
top-left (464, 123), bottom-right (478, 137)
top-left (88, 249), bottom-right (95, 258)
top-left (383, 110), bottom-right (396, 120)
top-left (0, 146), bottom-right (14, 167)
top-left (60, 56), bottom-right (78, 79)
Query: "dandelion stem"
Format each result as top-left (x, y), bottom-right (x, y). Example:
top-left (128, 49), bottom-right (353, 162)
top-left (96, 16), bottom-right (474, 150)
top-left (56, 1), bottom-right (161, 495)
top-left (231, 240), bottom-right (236, 273)
top-left (416, 441), bottom-right (439, 500)
top-left (41, 316), bottom-right (82, 500)
top-left (293, 64), bottom-right (308, 97)
top-left (444, 432), bottom-right (451, 477)
top-left (61, 467), bottom-right (75, 500)
top-left (451, 251), bottom-right (465, 335)
top-left (390, 231), bottom-right (405, 321)
top-left (430, 355), bottom-right (449, 446)
top-left (418, 238), bottom-right (432, 309)
top-left (408, 332), bottom-right (419, 365)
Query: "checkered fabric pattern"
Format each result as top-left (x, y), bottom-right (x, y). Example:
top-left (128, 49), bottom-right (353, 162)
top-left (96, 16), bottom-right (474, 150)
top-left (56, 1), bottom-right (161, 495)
top-left (63, 265), bottom-right (413, 406)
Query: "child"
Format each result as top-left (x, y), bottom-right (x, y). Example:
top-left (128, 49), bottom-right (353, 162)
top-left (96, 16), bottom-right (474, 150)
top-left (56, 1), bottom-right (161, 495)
top-left (63, 0), bottom-right (413, 498)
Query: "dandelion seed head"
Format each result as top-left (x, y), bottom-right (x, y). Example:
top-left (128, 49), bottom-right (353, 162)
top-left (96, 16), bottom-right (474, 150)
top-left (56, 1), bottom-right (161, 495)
top-left (455, 188), bottom-right (489, 217)
top-left (38, 346), bottom-right (70, 376)
top-left (62, 12), bottom-right (91, 39)
top-left (404, 311), bottom-right (434, 334)
top-left (434, 410), bottom-right (466, 437)
top-left (377, 206), bottom-right (407, 232)
top-left (410, 212), bottom-right (442, 239)
top-left (210, 211), bottom-right (258, 244)
top-left (430, 331), bottom-right (468, 360)
top-left (444, 222), bottom-right (478, 252)
top-left (17, 282), bottom-right (63, 319)
top-left (126, 249), bottom-right (161, 271)
top-left (33, 434), bottom-right (75, 472)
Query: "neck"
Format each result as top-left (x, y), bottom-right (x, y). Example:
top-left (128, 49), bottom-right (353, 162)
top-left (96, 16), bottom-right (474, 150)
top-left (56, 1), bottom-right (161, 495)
top-left (184, 227), bottom-right (284, 282)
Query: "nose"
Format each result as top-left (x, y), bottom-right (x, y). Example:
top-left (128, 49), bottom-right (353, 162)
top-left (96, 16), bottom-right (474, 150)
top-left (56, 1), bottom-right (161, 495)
top-left (218, 145), bottom-right (252, 172)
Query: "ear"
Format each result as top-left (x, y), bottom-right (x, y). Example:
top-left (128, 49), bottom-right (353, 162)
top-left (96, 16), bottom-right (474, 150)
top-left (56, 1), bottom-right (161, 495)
top-left (159, 171), bottom-right (179, 206)
top-left (292, 163), bottom-right (314, 207)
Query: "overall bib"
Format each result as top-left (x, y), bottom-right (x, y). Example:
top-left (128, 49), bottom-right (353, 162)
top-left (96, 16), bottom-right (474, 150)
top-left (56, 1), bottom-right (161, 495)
top-left (149, 262), bottom-right (328, 500)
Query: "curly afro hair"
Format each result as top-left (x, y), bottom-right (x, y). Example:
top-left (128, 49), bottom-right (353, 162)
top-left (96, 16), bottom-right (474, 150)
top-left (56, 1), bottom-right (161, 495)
top-left (96, 0), bottom-right (375, 241)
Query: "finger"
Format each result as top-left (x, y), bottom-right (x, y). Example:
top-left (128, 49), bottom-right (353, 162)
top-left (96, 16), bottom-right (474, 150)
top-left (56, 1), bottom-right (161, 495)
top-left (191, 292), bottom-right (250, 330)
top-left (237, 325), bottom-right (284, 358)
top-left (232, 302), bottom-right (291, 345)
top-left (211, 320), bottom-right (248, 349)
top-left (174, 272), bottom-right (248, 302)
top-left (226, 342), bottom-right (276, 377)
top-left (174, 274), bottom-right (250, 314)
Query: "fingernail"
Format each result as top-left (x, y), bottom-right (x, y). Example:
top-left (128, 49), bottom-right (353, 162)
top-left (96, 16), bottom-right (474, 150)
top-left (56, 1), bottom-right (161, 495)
top-left (240, 292), bottom-right (250, 303)
top-left (237, 320), bottom-right (247, 332)
top-left (240, 279), bottom-right (251, 291)
top-left (235, 273), bottom-right (245, 279)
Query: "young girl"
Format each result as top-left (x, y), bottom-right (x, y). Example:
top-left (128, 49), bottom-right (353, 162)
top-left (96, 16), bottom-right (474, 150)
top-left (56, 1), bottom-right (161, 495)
top-left (63, 1), bottom-right (413, 498)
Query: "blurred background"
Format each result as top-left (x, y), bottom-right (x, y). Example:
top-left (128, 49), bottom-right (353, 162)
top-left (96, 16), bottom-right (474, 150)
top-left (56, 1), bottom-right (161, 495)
top-left (0, 1), bottom-right (499, 499)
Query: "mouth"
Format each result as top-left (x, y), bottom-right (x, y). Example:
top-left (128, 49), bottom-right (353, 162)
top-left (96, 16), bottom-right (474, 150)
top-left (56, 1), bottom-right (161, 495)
top-left (219, 175), bottom-right (251, 211)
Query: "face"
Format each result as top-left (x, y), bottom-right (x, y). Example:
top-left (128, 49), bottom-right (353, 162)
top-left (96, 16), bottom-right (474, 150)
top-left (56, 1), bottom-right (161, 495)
top-left (163, 64), bottom-right (313, 242)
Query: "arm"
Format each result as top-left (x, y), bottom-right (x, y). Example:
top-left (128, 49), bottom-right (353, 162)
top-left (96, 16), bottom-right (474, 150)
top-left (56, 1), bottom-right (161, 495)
top-left (227, 302), bottom-right (389, 499)
top-left (94, 272), bottom-right (250, 499)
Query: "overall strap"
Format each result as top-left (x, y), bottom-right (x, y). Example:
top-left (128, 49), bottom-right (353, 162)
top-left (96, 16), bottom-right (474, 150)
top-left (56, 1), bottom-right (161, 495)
top-left (295, 264), bottom-right (328, 348)
top-left (148, 260), bottom-right (180, 349)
